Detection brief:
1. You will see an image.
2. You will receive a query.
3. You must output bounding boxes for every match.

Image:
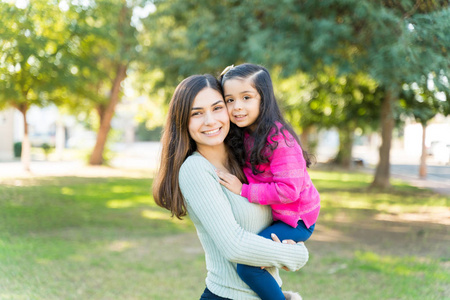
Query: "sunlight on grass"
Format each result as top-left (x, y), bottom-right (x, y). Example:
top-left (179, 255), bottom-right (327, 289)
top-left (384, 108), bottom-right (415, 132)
top-left (111, 186), bottom-right (136, 193)
top-left (310, 170), bottom-right (373, 183)
top-left (35, 258), bottom-right (52, 265)
top-left (68, 254), bottom-right (87, 262)
top-left (107, 200), bottom-right (136, 208)
top-left (107, 196), bottom-right (155, 209)
top-left (141, 209), bottom-right (184, 224)
top-left (61, 187), bottom-right (75, 195)
top-left (107, 240), bottom-right (136, 252)
top-left (354, 251), bottom-right (448, 280)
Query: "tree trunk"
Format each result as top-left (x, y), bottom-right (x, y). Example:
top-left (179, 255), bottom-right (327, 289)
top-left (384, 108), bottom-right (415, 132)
top-left (89, 63), bottom-right (127, 165)
top-left (335, 126), bottom-right (354, 169)
top-left (300, 125), bottom-right (314, 150)
top-left (18, 104), bottom-right (31, 172)
top-left (419, 122), bottom-right (427, 178)
top-left (370, 87), bottom-right (397, 189)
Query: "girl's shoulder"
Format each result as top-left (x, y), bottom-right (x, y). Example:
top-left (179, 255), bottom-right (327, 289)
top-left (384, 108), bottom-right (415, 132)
top-left (268, 122), bottom-right (296, 145)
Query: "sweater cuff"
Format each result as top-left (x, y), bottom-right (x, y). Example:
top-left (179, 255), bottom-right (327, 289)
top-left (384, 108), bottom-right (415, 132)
top-left (241, 184), bottom-right (250, 201)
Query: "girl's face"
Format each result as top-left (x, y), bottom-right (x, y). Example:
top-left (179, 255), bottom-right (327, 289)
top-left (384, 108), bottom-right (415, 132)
top-left (223, 77), bottom-right (261, 131)
top-left (188, 87), bottom-right (230, 151)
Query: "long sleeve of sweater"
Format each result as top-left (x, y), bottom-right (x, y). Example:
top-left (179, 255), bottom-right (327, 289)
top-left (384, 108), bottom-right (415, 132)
top-left (179, 155), bottom-right (309, 271)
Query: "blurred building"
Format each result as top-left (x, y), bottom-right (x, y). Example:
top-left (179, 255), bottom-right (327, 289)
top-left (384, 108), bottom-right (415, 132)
top-left (1, 104), bottom-right (448, 166)
top-left (0, 109), bottom-right (15, 160)
top-left (404, 115), bottom-right (450, 165)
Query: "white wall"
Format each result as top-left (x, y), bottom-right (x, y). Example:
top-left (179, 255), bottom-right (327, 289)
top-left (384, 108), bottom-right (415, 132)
top-left (0, 109), bottom-right (15, 160)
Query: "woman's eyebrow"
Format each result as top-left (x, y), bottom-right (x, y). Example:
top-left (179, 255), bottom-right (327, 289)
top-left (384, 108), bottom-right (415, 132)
top-left (211, 100), bottom-right (224, 106)
top-left (191, 100), bottom-right (223, 110)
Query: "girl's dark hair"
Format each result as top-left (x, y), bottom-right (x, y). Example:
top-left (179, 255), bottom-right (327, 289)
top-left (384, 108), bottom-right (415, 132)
top-left (220, 63), bottom-right (312, 174)
top-left (153, 74), bottom-right (245, 219)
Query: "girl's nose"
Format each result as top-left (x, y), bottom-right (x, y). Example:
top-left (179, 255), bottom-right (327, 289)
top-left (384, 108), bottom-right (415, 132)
top-left (234, 99), bottom-right (243, 110)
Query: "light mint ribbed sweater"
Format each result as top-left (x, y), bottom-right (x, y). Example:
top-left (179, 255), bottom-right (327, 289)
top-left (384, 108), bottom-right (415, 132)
top-left (179, 152), bottom-right (309, 300)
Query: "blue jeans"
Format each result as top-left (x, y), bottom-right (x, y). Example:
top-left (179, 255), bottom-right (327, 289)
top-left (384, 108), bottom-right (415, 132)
top-left (237, 220), bottom-right (315, 300)
top-left (200, 287), bottom-right (231, 299)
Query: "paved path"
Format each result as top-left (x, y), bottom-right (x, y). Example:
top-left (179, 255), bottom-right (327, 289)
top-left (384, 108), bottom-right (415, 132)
top-left (388, 164), bottom-right (450, 196)
top-left (1, 142), bottom-right (449, 196)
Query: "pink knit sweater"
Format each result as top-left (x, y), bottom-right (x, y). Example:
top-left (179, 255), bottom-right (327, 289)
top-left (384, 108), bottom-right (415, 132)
top-left (240, 126), bottom-right (320, 228)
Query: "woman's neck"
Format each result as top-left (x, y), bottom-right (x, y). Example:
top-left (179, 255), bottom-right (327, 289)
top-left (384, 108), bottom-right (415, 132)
top-left (197, 143), bottom-right (228, 171)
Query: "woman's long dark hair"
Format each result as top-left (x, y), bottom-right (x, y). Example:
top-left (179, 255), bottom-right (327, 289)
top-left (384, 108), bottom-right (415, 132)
top-left (220, 63), bottom-right (312, 175)
top-left (153, 74), bottom-right (245, 219)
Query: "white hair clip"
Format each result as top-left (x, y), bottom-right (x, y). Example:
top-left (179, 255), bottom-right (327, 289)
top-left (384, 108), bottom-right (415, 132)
top-left (220, 64), bottom-right (234, 76)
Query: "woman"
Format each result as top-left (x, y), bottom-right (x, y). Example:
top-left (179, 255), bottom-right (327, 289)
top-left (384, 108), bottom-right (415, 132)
top-left (152, 74), bottom-right (308, 299)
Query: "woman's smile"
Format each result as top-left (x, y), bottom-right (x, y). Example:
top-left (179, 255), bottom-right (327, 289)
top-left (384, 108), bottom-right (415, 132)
top-left (202, 127), bottom-right (222, 136)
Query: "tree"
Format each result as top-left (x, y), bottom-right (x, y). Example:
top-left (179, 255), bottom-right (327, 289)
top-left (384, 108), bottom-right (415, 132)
top-left (147, 0), bottom-right (449, 187)
top-left (399, 76), bottom-right (450, 178)
top-left (64, 0), bottom-right (155, 165)
top-left (363, 2), bottom-right (450, 189)
top-left (277, 68), bottom-right (383, 168)
top-left (0, 1), bottom-right (73, 171)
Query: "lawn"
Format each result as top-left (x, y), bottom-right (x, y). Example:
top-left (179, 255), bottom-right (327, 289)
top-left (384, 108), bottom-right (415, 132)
top-left (0, 170), bottom-right (448, 300)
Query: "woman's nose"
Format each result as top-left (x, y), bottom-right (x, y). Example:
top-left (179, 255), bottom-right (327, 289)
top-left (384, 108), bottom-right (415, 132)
top-left (203, 112), bottom-right (215, 125)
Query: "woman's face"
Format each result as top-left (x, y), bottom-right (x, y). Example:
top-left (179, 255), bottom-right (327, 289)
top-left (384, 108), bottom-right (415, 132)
top-left (188, 87), bottom-right (230, 150)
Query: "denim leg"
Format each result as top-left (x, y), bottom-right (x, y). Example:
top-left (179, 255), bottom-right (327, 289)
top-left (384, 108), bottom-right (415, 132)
top-left (236, 264), bottom-right (285, 300)
top-left (236, 221), bottom-right (316, 300)
top-left (258, 220), bottom-right (315, 242)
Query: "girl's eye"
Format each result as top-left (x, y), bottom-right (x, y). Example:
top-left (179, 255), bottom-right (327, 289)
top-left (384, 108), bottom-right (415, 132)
top-left (226, 98), bottom-right (234, 103)
top-left (243, 96), bottom-right (251, 100)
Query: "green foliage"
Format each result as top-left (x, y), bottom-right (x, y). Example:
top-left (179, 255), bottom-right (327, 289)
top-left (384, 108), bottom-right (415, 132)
top-left (148, 0), bottom-right (449, 85)
top-left (62, 0), bottom-right (143, 111)
top-left (279, 68), bottom-right (383, 132)
top-left (13, 142), bottom-right (22, 158)
top-left (41, 143), bottom-right (53, 159)
top-left (0, 0), bottom-right (75, 109)
top-left (147, 1), bottom-right (449, 163)
top-left (135, 122), bottom-right (162, 141)
top-left (399, 76), bottom-right (450, 125)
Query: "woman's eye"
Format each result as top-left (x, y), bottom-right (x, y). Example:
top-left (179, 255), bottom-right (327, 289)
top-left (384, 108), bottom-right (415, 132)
top-left (191, 112), bottom-right (201, 116)
top-left (214, 105), bottom-right (223, 111)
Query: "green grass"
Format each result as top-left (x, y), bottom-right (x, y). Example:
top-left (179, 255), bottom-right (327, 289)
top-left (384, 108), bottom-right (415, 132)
top-left (0, 171), bottom-right (448, 299)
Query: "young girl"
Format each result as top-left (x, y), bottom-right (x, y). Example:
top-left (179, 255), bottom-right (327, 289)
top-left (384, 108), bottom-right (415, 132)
top-left (216, 63), bottom-right (320, 300)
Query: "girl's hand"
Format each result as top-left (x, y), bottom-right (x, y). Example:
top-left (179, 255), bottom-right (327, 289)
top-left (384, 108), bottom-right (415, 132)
top-left (262, 233), bottom-right (304, 271)
top-left (215, 169), bottom-right (243, 195)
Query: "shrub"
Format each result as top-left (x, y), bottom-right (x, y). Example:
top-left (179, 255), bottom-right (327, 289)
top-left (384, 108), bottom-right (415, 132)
top-left (13, 142), bottom-right (22, 158)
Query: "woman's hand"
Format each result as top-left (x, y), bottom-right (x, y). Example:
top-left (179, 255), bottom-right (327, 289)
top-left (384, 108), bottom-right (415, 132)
top-left (215, 169), bottom-right (243, 195)
top-left (262, 233), bottom-right (304, 271)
